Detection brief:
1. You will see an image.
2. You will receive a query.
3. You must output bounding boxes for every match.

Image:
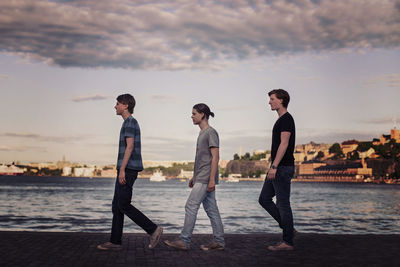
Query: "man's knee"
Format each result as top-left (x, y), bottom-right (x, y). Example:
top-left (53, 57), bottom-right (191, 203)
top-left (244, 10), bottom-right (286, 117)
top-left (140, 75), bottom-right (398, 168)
top-left (259, 194), bottom-right (272, 207)
top-left (117, 199), bottom-right (131, 213)
top-left (276, 199), bottom-right (290, 209)
top-left (185, 199), bottom-right (200, 214)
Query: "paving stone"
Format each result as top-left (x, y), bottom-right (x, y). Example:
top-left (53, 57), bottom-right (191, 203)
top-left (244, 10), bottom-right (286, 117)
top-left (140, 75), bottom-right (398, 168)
top-left (0, 231), bottom-right (399, 266)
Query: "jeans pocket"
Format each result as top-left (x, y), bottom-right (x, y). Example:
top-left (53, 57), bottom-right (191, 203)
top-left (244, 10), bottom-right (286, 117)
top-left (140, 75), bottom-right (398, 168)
top-left (277, 166), bottom-right (294, 181)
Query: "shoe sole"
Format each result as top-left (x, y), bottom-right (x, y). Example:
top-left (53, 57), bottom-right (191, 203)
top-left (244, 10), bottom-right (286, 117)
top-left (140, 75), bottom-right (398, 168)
top-left (149, 227), bottom-right (163, 249)
top-left (97, 245), bottom-right (122, 251)
top-left (267, 246), bottom-right (294, 251)
top-left (164, 240), bottom-right (189, 251)
top-left (200, 246), bottom-right (224, 251)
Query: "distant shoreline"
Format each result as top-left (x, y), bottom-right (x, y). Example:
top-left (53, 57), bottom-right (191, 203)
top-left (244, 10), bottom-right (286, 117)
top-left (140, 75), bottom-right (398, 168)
top-left (1, 174), bottom-right (399, 185)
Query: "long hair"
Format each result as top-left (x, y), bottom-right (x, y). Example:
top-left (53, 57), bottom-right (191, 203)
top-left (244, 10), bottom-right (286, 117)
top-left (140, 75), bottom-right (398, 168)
top-left (193, 103), bottom-right (215, 120)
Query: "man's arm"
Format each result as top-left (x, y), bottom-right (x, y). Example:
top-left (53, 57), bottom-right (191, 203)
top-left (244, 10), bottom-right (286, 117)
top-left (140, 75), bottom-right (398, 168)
top-left (208, 147), bottom-right (219, 192)
top-left (119, 137), bottom-right (134, 185)
top-left (267, 131), bottom-right (290, 180)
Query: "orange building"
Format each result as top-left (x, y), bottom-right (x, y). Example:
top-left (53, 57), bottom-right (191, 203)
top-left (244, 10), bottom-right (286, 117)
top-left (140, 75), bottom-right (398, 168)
top-left (391, 128), bottom-right (400, 143)
top-left (341, 140), bottom-right (359, 155)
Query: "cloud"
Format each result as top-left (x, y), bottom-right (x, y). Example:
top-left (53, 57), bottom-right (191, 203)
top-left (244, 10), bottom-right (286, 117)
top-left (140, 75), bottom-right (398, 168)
top-left (1, 132), bottom-right (96, 143)
top-left (0, 145), bottom-right (24, 152)
top-left (71, 94), bottom-right (109, 102)
top-left (359, 116), bottom-right (400, 125)
top-left (0, 145), bottom-right (46, 152)
top-left (296, 128), bottom-right (385, 144)
top-left (363, 74), bottom-right (400, 88)
top-left (0, 0), bottom-right (399, 70)
top-left (150, 94), bottom-right (176, 103)
top-left (215, 106), bottom-right (252, 111)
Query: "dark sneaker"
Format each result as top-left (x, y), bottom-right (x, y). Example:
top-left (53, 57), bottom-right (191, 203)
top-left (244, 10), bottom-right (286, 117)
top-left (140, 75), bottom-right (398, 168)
top-left (164, 239), bottom-right (189, 251)
top-left (200, 241), bottom-right (224, 251)
top-left (97, 242), bottom-right (122, 251)
top-left (149, 226), bottom-right (163, 249)
top-left (268, 242), bottom-right (294, 251)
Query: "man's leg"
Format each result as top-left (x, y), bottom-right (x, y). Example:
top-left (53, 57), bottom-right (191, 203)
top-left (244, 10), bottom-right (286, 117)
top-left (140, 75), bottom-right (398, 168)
top-left (202, 190), bottom-right (225, 247)
top-left (273, 166), bottom-right (294, 246)
top-left (110, 176), bottom-right (124, 244)
top-left (118, 169), bottom-right (158, 235)
top-left (180, 183), bottom-right (208, 247)
top-left (258, 177), bottom-right (282, 228)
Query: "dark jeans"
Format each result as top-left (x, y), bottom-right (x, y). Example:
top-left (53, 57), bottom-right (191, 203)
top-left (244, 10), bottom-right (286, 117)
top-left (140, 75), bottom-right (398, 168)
top-left (259, 165), bottom-right (295, 246)
top-left (110, 168), bottom-right (157, 244)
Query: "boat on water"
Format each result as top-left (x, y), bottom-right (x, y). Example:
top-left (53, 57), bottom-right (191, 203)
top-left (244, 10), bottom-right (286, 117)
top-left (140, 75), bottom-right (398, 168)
top-left (0, 164), bottom-right (24, 176)
top-left (149, 170), bottom-right (166, 182)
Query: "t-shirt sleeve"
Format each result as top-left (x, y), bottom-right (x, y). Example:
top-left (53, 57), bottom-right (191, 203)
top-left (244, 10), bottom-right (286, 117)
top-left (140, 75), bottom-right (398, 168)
top-left (124, 119), bottom-right (136, 138)
top-left (281, 116), bottom-right (295, 133)
top-left (208, 129), bottom-right (219, 148)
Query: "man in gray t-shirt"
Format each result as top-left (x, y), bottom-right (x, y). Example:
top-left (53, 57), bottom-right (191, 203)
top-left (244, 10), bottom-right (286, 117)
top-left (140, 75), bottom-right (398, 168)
top-left (193, 127), bottom-right (219, 185)
top-left (165, 103), bottom-right (225, 251)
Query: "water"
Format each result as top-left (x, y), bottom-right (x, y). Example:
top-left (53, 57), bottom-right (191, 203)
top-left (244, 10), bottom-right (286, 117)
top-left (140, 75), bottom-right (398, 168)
top-left (0, 176), bottom-right (399, 234)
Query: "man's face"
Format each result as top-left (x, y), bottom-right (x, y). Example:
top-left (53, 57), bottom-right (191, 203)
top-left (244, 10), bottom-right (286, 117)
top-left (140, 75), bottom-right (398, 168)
top-left (114, 101), bottom-right (127, 115)
top-left (268, 94), bottom-right (283, 111)
top-left (191, 109), bottom-right (204, 125)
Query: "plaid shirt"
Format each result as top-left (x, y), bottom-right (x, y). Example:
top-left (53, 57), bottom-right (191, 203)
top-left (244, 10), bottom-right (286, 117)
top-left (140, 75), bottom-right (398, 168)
top-left (117, 116), bottom-right (143, 171)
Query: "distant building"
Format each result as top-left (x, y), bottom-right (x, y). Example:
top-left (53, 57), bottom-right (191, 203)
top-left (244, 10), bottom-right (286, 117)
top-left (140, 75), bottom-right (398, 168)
top-left (100, 168), bottom-right (117, 178)
top-left (294, 151), bottom-right (307, 163)
top-left (62, 167), bottom-right (72, 176)
top-left (295, 142), bottom-right (330, 162)
top-left (74, 167), bottom-right (95, 177)
top-left (372, 128), bottom-right (400, 145)
top-left (143, 160), bottom-right (192, 168)
top-left (297, 159), bottom-right (372, 181)
top-left (341, 140), bottom-right (359, 155)
top-left (298, 161), bottom-right (326, 176)
top-left (359, 147), bottom-right (376, 159)
top-left (391, 128), bottom-right (400, 143)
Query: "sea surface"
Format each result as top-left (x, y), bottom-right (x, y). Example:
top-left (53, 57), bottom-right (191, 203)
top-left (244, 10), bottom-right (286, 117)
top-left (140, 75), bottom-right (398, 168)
top-left (0, 176), bottom-right (399, 234)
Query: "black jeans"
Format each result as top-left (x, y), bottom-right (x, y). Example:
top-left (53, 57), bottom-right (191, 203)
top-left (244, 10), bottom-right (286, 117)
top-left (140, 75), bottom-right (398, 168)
top-left (258, 166), bottom-right (295, 246)
top-left (110, 168), bottom-right (157, 244)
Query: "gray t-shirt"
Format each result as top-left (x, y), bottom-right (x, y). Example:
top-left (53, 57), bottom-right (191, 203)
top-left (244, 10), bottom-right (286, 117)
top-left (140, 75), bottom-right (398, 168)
top-left (193, 126), bottom-right (219, 184)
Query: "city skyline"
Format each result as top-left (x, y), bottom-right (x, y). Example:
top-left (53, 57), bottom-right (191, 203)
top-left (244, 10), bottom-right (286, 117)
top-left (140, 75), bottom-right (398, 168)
top-left (1, 0), bottom-right (400, 164)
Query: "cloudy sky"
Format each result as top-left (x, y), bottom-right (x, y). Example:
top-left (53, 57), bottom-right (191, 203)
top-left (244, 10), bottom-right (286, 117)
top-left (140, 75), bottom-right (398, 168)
top-left (1, 0), bottom-right (399, 165)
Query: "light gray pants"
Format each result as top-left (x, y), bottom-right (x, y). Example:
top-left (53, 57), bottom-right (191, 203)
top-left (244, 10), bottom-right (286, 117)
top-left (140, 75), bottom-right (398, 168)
top-left (180, 183), bottom-right (225, 247)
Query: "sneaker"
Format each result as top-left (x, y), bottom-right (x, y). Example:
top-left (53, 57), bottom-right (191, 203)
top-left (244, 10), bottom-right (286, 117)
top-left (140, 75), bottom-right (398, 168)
top-left (149, 226), bottom-right (163, 249)
top-left (97, 242), bottom-right (122, 251)
top-left (164, 239), bottom-right (189, 251)
top-left (268, 242), bottom-right (294, 251)
top-left (200, 241), bottom-right (224, 251)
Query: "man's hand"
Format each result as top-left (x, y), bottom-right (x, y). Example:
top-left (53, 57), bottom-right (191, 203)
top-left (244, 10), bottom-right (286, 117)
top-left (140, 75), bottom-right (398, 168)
top-left (189, 178), bottom-right (194, 188)
top-left (118, 170), bottom-right (126, 185)
top-left (267, 169), bottom-right (277, 180)
top-left (207, 180), bottom-right (215, 192)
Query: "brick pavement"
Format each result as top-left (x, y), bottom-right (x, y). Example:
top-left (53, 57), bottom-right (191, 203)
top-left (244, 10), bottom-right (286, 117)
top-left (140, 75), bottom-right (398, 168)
top-left (0, 231), bottom-right (399, 266)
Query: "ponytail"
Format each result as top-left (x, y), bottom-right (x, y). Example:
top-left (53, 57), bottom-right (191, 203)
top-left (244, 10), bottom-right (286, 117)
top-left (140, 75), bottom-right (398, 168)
top-left (193, 103), bottom-right (214, 120)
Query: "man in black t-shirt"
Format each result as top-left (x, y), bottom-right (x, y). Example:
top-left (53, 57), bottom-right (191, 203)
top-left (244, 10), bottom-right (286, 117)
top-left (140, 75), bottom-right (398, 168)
top-left (259, 89), bottom-right (296, 251)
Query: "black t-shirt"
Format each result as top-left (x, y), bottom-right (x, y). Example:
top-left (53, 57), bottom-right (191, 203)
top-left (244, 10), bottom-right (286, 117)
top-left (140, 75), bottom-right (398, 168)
top-left (271, 112), bottom-right (295, 166)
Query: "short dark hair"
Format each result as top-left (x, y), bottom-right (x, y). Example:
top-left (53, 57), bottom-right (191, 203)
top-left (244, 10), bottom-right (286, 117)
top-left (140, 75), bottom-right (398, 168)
top-left (268, 89), bottom-right (290, 108)
top-left (116, 94), bottom-right (136, 113)
top-left (193, 103), bottom-right (215, 120)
